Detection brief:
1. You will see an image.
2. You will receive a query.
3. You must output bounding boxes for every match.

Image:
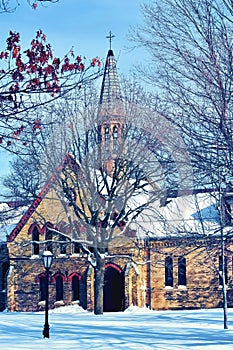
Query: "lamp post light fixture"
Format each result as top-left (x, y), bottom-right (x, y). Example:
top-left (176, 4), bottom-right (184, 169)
top-left (42, 250), bottom-right (54, 339)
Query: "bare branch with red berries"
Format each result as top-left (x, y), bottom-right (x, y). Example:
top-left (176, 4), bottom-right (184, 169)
top-left (0, 29), bottom-right (102, 153)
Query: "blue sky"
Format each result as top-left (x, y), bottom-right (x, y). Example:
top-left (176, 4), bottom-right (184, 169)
top-left (0, 0), bottom-right (145, 75)
top-left (0, 0), bottom-right (146, 185)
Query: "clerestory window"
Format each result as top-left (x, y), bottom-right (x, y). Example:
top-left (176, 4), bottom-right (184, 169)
top-left (32, 226), bottom-right (39, 255)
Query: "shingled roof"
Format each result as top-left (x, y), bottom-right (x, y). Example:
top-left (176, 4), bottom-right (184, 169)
top-left (98, 49), bottom-right (125, 123)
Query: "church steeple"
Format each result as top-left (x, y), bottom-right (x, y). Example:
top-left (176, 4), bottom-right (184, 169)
top-left (98, 39), bottom-right (126, 175)
top-left (98, 45), bottom-right (125, 123)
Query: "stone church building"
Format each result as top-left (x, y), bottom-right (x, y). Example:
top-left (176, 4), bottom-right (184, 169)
top-left (1, 46), bottom-right (233, 313)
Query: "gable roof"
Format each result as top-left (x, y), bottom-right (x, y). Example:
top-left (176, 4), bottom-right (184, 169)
top-left (6, 154), bottom-right (78, 242)
top-left (7, 173), bottom-right (55, 242)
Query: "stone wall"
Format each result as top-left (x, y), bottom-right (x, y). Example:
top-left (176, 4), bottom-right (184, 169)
top-left (8, 232), bottom-right (233, 312)
top-left (6, 236), bottom-right (143, 312)
top-left (147, 237), bottom-right (233, 310)
top-left (7, 255), bottom-right (89, 312)
top-left (6, 186), bottom-right (233, 313)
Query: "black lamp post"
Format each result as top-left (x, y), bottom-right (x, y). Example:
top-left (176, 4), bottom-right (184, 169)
top-left (42, 250), bottom-right (54, 339)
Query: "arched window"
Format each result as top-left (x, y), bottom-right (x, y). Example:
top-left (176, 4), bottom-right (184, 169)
top-left (57, 221), bottom-right (69, 255)
top-left (46, 227), bottom-right (53, 253)
top-left (72, 275), bottom-right (80, 301)
top-left (165, 256), bottom-right (173, 287)
top-left (56, 276), bottom-right (63, 301)
top-left (113, 125), bottom-right (118, 150)
top-left (104, 126), bottom-right (110, 141)
top-left (113, 125), bottom-right (118, 139)
top-left (59, 234), bottom-right (67, 255)
top-left (178, 257), bottom-right (187, 286)
top-left (73, 242), bottom-right (82, 254)
top-left (39, 275), bottom-right (46, 301)
top-left (32, 226), bottom-right (40, 255)
top-left (104, 126), bottom-right (110, 152)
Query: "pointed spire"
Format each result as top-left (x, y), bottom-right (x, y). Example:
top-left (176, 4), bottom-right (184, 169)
top-left (98, 45), bottom-right (125, 123)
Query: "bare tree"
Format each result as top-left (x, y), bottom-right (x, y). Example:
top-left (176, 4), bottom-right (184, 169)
top-left (132, 0), bottom-right (233, 328)
top-left (2, 154), bottom-right (40, 204)
top-left (221, 0), bottom-right (233, 14)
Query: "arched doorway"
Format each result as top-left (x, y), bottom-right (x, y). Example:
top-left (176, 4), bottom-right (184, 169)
top-left (103, 264), bottom-right (125, 312)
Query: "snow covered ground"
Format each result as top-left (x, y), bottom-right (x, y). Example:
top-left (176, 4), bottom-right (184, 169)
top-left (1, 306), bottom-right (233, 349)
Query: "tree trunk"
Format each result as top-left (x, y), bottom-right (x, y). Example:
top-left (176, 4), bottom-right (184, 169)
top-left (221, 237), bottom-right (228, 329)
top-left (94, 255), bottom-right (105, 315)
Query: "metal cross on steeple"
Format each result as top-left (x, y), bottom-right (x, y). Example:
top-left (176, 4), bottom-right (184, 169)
top-left (106, 31), bottom-right (115, 50)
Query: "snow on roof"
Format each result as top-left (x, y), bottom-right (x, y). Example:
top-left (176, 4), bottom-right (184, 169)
top-left (133, 192), bottom-right (221, 239)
